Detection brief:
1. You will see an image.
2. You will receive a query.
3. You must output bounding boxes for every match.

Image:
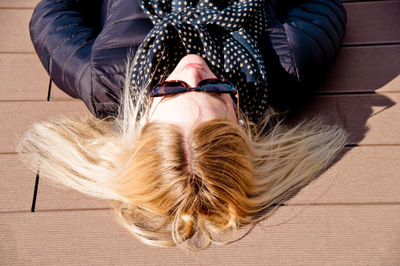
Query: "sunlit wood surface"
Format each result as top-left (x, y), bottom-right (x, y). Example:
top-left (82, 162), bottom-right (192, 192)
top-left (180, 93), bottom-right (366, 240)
top-left (1, 0), bottom-right (399, 264)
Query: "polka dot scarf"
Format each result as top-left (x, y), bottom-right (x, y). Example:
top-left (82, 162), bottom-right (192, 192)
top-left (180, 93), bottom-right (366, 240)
top-left (130, 0), bottom-right (276, 122)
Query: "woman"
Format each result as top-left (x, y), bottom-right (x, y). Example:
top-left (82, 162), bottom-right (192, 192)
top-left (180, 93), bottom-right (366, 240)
top-left (19, 0), bottom-right (348, 250)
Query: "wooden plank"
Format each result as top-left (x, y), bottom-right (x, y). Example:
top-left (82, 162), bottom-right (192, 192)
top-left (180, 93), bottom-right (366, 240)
top-left (376, 73), bottom-right (400, 93)
top-left (287, 146), bottom-right (400, 204)
top-left (1, 206), bottom-right (399, 264)
top-left (0, 154), bottom-right (35, 212)
top-left (287, 92), bottom-right (400, 145)
top-left (35, 146), bottom-right (400, 211)
top-left (0, 53), bottom-right (73, 101)
top-left (343, 0), bottom-right (400, 45)
top-left (0, 53), bottom-right (50, 101)
top-left (36, 176), bottom-right (110, 211)
top-left (319, 45), bottom-right (400, 93)
top-left (0, 101), bottom-right (90, 153)
top-left (0, 9), bottom-right (34, 52)
top-left (4, 45), bottom-right (399, 102)
top-left (0, 0), bottom-right (38, 8)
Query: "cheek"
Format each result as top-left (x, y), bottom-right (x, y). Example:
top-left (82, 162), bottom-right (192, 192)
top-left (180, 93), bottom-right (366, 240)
top-left (221, 94), bottom-right (235, 109)
top-left (165, 72), bottom-right (178, 81)
top-left (222, 94), bottom-right (238, 121)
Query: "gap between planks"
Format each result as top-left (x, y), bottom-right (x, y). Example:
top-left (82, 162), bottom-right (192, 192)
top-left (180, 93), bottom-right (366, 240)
top-left (2, 201), bottom-right (400, 215)
top-left (0, 0), bottom-right (396, 8)
top-left (4, 143), bottom-right (400, 157)
top-left (343, 0), bottom-right (400, 3)
top-left (343, 42), bottom-right (400, 47)
top-left (3, 90), bottom-right (399, 103)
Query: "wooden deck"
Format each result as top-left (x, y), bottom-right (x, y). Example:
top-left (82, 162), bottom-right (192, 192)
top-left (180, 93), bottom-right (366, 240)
top-left (1, 0), bottom-right (399, 264)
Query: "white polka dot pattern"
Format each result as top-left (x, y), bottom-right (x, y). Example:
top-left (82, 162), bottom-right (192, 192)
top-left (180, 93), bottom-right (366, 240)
top-left (130, 0), bottom-right (277, 122)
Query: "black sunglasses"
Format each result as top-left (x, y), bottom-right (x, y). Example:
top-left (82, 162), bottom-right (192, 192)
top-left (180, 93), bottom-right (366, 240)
top-left (147, 78), bottom-right (240, 120)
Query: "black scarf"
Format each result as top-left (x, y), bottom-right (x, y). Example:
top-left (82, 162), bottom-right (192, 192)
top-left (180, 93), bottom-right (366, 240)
top-left (130, 0), bottom-right (277, 121)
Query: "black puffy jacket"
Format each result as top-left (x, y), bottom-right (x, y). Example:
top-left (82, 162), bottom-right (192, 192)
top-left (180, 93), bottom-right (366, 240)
top-left (30, 0), bottom-right (346, 119)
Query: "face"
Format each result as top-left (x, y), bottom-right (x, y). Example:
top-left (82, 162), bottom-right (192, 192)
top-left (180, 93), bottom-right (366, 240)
top-left (148, 54), bottom-right (238, 133)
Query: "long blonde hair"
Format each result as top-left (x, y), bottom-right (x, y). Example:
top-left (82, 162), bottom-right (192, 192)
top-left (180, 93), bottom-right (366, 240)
top-left (18, 55), bottom-right (348, 250)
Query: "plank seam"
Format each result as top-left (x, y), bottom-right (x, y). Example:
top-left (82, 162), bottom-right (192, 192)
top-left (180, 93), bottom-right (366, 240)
top-left (343, 0), bottom-right (400, 3)
top-left (0, 208), bottom-right (111, 215)
top-left (0, 1), bottom-right (398, 9)
top-left (3, 202), bottom-right (400, 214)
top-left (4, 144), bottom-right (400, 156)
top-left (287, 202), bottom-right (400, 206)
top-left (31, 171), bottom-right (39, 212)
top-left (0, 99), bottom-right (79, 103)
top-left (0, 52), bottom-right (35, 54)
top-left (314, 91), bottom-right (400, 96)
top-left (343, 42), bottom-right (400, 47)
top-left (346, 144), bottom-right (400, 147)
top-left (0, 7), bottom-right (34, 10)
top-left (3, 41), bottom-right (400, 54)
top-left (0, 0), bottom-right (397, 8)
top-left (5, 91), bottom-right (400, 103)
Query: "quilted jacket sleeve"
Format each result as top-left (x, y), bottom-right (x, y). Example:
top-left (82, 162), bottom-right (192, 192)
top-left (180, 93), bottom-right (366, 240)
top-left (29, 0), bottom-right (102, 100)
top-left (262, 0), bottom-right (346, 109)
top-left (29, 0), bottom-right (153, 118)
top-left (89, 0), bottom-right (152, 118)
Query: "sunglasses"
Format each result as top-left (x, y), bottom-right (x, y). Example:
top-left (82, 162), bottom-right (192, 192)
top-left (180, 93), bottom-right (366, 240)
top-left (147, 78), bottom-right (240, 121)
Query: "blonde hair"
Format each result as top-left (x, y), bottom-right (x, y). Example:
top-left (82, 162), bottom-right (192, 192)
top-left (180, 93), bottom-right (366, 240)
top-left (18, 55), bottom-right (348, 251)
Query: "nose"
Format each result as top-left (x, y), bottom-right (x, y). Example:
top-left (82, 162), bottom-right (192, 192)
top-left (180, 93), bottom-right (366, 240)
top-left (173, 67), bottom-right (213, 88)
top-left (165, 55), bottom-right (217, 87)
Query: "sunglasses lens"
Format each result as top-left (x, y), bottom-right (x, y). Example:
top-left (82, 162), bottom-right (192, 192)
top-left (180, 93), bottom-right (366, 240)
top-left (151, 81), bottom-right (187, 96)
top-left (199, 79), bottom-right (236, 93)
top-left (151, 79), bottom-right (237, 97)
